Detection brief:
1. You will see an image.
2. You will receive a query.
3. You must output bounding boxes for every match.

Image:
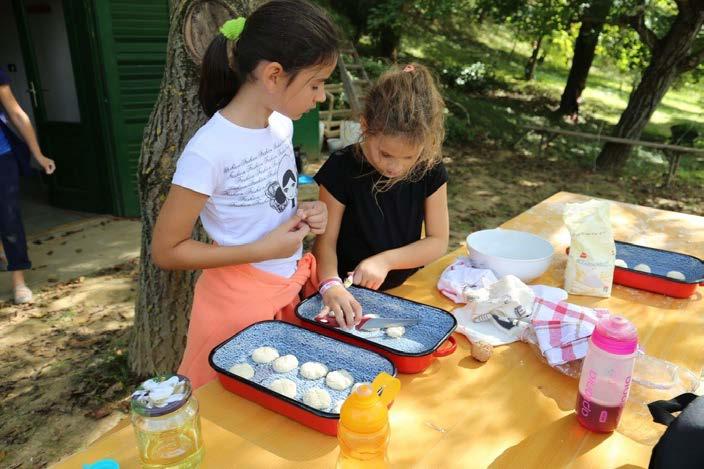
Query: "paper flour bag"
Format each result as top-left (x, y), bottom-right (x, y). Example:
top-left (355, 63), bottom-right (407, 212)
top-left (563, 199), bottom-right (615, 297)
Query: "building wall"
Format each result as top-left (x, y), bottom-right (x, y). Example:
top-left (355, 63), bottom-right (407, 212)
top-left (0, 0), bottom-right (36, 124)
top-left (25, 0), bottom-right (81, 123)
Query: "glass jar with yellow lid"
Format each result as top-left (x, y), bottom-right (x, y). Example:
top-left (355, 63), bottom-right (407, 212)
top-left (130, 375), bottom-right (204, 468)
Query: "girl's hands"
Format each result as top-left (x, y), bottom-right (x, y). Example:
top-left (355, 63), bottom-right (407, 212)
top-left (297, 201), bottom-right (327, 234)
top-left (255, 215), bottom-right (310, 260)
top-left (320, 284), bottom-right (363, 329)
top-left (352, 255), bottom-right (390, 290)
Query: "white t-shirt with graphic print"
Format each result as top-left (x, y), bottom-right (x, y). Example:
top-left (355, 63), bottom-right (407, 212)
top-left (172, 111), bottom-right (301, 278)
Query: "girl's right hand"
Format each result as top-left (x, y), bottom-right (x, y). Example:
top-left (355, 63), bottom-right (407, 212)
top-left (256, 215), bottom-right (310, 260)
top-left (320, 285), bottom-right (363, 329)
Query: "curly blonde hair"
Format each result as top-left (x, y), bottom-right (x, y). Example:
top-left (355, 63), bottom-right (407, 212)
top-left (359, 62), bottom-right (445, 191)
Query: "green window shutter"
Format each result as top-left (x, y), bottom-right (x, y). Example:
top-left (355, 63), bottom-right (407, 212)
top-left (93, 0), bottom-right (169, 216)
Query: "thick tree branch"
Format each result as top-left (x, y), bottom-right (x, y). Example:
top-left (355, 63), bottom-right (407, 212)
top-left (619, 13), bottom-right (659, 50)
top-left (674, 0), bottom-right (690, 14)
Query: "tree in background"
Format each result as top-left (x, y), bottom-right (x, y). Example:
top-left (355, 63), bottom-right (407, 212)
top-left (326, 0), bottom-right (454, 59)
top-left (327, 0), bottom-right (376, 44)
top-left (557, 0), bottom-right (613, 117)
top-left (596, 0), bottom-right (704, 170)
top-left (476, 0), bottom-right (575, 80)
top-left (130, 0), bottom-right (258, 376)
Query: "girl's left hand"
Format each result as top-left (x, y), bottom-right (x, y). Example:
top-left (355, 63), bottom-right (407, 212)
top-left (297, 201), bottom-right (327, 235)
top-left (353, 255), bottom-right (390, 290)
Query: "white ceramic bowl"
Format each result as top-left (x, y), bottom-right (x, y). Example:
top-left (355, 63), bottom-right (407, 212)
top-left (466, 229), bottom-right (554, 282)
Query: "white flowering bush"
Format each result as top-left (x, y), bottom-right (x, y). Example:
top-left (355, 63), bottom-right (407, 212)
top-left (441, 62), bottom-right (495, 93)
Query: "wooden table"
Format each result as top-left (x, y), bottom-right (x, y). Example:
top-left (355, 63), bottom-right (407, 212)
top-left (54, 192), bottom-right (704, 468)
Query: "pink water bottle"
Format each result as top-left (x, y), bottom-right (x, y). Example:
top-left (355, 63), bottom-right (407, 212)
top-left (576, 315), bottom-right (638, 432)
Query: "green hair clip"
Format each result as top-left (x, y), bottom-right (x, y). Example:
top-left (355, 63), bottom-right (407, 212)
top-left (220, 17), bottom-right (246, 41)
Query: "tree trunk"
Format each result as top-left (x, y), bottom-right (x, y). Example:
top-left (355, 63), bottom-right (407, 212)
top-left (557, 0), bottom-right (612, 117)
top-left (596, 9), bottom-right (704, 171)
top-left (378, 28), bottom-right (400, 61)
top-left (129, 0), bottom-right (257, 377)
top-left (524, 35), bottom-right (543, 80)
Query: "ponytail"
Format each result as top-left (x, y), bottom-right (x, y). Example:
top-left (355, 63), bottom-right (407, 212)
top-left (198, 0), bottom-right (339, 118)
top-left (199, 34), bottom-right (240, 118)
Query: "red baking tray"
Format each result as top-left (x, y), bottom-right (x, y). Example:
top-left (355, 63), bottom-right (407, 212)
top-left (612, 241), bottom-right (703, 298)
top-left (566, 241), bottom-right (703, 298)
top-left (295, 286), bottom-right (458, 374)
top-left (209, 321), bottom-right (396, 436)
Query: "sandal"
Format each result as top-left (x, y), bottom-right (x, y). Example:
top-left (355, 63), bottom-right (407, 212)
top-left (14, 284), bottom-right (33, 304)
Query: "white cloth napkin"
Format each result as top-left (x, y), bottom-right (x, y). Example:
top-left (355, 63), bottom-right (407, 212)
top-left (437, 256), bottom-right (498, 303)
top-left (451, 275), bottom-right (535, 345)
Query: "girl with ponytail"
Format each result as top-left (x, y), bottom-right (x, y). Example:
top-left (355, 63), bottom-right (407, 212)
top-left (151, 0), bottom-right (339, 388)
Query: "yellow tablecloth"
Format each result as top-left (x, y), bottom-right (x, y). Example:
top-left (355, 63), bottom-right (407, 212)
top-left (54, 192), bottom-right (704, 468)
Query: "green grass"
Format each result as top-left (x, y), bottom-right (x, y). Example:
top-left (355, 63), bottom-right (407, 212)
top-left (465, 25), bottom-right (703, 139)
top-left (400, 21), bottom-right (704, 185)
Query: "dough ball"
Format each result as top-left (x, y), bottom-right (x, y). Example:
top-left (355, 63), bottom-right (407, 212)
top-left (268, 379), bottom-right (297, 399)
top-left (272, 354), bottom-right (299, 373)
top-left (351, 382), bottom-right (371, 393)
top-left (634, 263), bottom-right (651, 273)
top-left (471, 341), bottom-right (493, 362)
top-left (326, 370), bottom-right (354, 390)
top-left (386, 326), bottom-right (405, 338)
top-left (299, 362), bottom-right (328, 380)
top-left (303, 388), bottom-right (332, 410)
top-left (252, 346), bottom-right (279, 364)
top-left (666, 270), bottom-right (686, 281)
top-left (615, 259), bottom-right (628, 268)
top-left (228, 363), bottom-right (254, 379)
top-left (333, 400), bottom-right (344, 414)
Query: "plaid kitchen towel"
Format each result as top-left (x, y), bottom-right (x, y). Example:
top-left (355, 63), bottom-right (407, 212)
top-left (531, 298), bottom-right (610, 365)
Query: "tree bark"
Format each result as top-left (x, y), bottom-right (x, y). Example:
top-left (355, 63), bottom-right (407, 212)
top-left (596, 8), bottom-right (704, 171)
top-left (557, 0), bottom-right (612, 117)
top-left (378, 28), bottom-right (400, 61)
top-left (524, 35), bottom-right (544, 80)
top-left (129, 0), bottom-right (258, 377)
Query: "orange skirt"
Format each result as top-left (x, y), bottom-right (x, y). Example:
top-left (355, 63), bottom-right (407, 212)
top-left (178, 253), bottom-right (319, 388)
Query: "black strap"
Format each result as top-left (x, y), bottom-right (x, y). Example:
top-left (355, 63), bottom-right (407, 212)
top-left (648, 393), bottom-right (699, 426)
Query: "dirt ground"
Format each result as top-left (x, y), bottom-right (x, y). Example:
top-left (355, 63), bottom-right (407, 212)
top-left (1, 144), bottom-right (702, 467)
top-left (0, 260), bottom-right (140, 468)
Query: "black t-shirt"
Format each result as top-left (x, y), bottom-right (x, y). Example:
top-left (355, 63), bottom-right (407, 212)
top-left (314, 144), bottom-right (448, 290)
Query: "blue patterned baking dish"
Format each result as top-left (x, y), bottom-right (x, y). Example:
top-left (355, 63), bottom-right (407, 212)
top-left (295, 286), bottom-right (457, 373)
top-left (209, 320), bottom-right (396, 435)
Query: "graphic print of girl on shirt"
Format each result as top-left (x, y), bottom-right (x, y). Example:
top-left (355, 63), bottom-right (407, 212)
top-left (266, 168), bottom-right (297, 212)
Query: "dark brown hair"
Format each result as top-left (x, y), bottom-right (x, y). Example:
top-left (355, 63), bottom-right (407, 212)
top-left (361, 63), bottom-right (445, 190)
top-left (199, 0), bottom-right (339, 117)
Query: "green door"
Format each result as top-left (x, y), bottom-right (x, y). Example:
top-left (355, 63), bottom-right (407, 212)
top-left (92, 0), bottom-right (170, 217)
top-left (12, 0), bottom-right (111, 213)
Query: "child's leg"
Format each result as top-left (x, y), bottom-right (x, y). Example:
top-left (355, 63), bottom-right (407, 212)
top-left (0, 157), bottom-right (32, 299)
